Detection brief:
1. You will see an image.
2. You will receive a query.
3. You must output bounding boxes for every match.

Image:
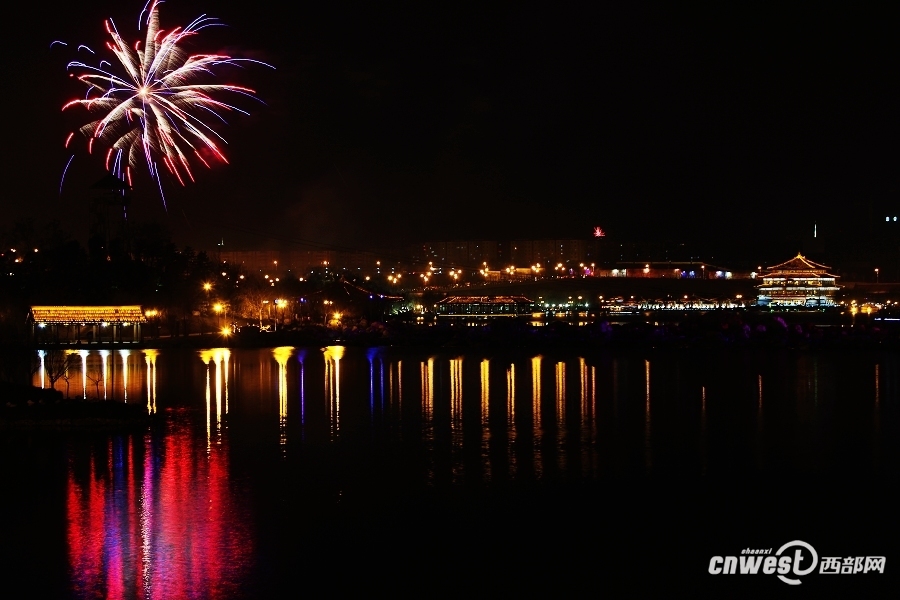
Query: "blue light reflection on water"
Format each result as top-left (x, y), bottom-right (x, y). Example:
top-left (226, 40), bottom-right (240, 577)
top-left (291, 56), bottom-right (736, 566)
top-left (9, 346), bottom-right (900, 596)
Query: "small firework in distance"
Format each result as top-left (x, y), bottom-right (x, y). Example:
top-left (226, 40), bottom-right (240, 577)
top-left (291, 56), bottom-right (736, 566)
top-left (60, 0), bottom-right (272, 201)
top-left (593, 226), bottom-right (606, 237)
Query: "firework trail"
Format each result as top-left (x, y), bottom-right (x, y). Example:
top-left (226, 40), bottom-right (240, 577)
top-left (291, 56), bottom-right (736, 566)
top-left (59, 0), bottom-right (272, 199)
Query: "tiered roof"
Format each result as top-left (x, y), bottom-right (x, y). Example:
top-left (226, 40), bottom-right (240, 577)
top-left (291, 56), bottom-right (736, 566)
top-left (30, 306), bottom-right (147, 324)
top-left (764, 254), bottom-right (839, 278)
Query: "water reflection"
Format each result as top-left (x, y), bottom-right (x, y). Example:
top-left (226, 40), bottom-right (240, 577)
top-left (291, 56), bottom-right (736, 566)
top-left (144, 349), bottom-right (158, 414)
top-left (35, 346), bottom-right (884, 492)
top-left (323, 346), bottom-right (344, 441)
top-left (701, 385), bottom-right (707, 475)
top-left (555, 361), bottom-right (565, 427)
top-left (298, 349), bottom-right (308, 433)
top-left (199, 349), bottom-right (232, 448)
top-left (76, 350), bottom-right (89, 399)
top-left (26, 346), bottom-right (894, 597)
top-left (531, 355), bottom-right (543, 479)
top-left (645, 359), bottom-right (651, 470)
top-left (272, 347), bottom-right (292, 449)
top-left (480, 358), bottom-right (491, 481)
top-left (450, 358), bottom-right (463, 425)
top-left (120, 350), bottom-right (130, 402)
top-left (421, 357), bottom-right (434, 423)
top-left (32, 349), bottom-right (153, 409)
top-left (35, 347), bottom-right (893, 486)
top-left (66, 422), bottom-right (252, 599)
top-left (100, 350), bottom-right (110, 399)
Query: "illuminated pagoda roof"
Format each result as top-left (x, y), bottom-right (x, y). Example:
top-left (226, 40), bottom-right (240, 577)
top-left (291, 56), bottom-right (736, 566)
top-left (29, 306), bottom-right (147, 324)
top-left (763, 254), bottom-right (838, 278)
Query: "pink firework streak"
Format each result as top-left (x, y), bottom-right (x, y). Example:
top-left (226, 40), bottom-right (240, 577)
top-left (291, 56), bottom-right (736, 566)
top-left (60, 0), bottom-right (272, 199)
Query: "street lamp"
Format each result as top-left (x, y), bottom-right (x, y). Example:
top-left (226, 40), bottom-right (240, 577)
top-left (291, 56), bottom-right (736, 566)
top-left (213, 303), bottom-right (223, 328)
top-left (273, 298), bottom-right (282, 331)
top-left (274, 298), bottom-right (285, 331)
top-left (145, 309), bottom-right (159, 338)
top-left (875, 268), bottom-right (880, 283)
top-left (200, 283), bottom-right (213, 334)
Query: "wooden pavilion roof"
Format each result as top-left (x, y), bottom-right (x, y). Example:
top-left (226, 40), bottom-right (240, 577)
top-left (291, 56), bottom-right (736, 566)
top-left (29, 306), bottom-right (147, 324)
top-left (765, 254), bottom-right (839, 278)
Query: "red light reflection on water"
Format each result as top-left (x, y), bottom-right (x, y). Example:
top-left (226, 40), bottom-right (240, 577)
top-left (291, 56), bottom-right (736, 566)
top-left (66, 418), bottom-right (252, 599)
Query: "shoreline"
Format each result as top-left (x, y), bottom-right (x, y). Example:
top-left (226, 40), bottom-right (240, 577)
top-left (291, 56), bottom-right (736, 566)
top-left (24, 309), bottom-right (900, 352)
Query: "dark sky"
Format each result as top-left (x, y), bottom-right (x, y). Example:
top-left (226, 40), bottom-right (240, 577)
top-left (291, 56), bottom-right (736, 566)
top-left (5, 2), bottom-right (898, 253)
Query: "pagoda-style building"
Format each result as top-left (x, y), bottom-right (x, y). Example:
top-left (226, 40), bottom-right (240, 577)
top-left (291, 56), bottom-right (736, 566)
top-left (756, 254), bottom-right (841, 307)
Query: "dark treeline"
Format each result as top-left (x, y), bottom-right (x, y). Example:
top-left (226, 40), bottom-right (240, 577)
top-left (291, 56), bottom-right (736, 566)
top-left (0, 219), bottom-right (218, 324)
top-left (0, 219), bottom-right (216, 383)
top-left (0, 219), bottom-right (399, 383)
top-left (3, 220), bottom-right (201, 302)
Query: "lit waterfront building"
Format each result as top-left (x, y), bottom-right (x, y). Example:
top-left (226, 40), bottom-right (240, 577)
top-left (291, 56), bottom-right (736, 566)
top-left (756, 254), bottom-right (841, 307)
top-left (435, 296), bottom-right (534, 318)
top-left (28, 306), bottom-right (147, 345)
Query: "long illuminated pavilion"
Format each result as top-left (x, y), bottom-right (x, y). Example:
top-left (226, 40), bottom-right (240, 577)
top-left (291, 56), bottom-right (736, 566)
top-left (436, 295), bottom-right (534, 317)
top-left (29, 306), bottom-right (147, 345)
top-left (756, 254), bottom-right (841, 307)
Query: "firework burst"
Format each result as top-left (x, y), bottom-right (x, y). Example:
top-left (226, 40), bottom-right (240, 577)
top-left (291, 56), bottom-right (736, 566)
top-left (60, 0), bottom-right (272, 201)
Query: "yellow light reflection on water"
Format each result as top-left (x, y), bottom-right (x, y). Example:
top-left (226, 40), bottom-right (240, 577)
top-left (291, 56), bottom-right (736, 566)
top-left (507, 364), bottom-right (515, 424)
top-left (273, 347), bottom-right (293, 449)
top-left (33, 348), bottom-right (150, 404)
top-left (480, 357), bottom-right (492, 481)
top-left (199, 348), bottom-right (233, 449)
top-left (481, 359), bottom-right (490, 424)
top-left (421, 358), bottom-right (434, 422)
top-left (507, 363), bottom-right (516, 478)
top-left (580, 358), bottom-right (589, 420)
top-left (555, 361), bottom-right (565, 426)
top-left (645, 359), bottom-right (651, 470)
top-left (532, 355), bottom-right (543, 478)
top-left (144, 349), bottom-right (158, 414)
top-left (37, 350), bottom-right (46, 389)
top-left (70, 349), bottom-right (89, 399)
top-left (578, 358), bottom-right (593, 477)
top-left (396, 359), bottom-right (403, 409)
top-left (532, 356), bottom-right (542, 430)
top-left (450, 358), bottom-right (463, 426)
top-left (324, 346), bottom-right (345, 440)
top-left (119, 350), bottom-right (130, 402)
top-left (99, 350), bottom-right (110, 400)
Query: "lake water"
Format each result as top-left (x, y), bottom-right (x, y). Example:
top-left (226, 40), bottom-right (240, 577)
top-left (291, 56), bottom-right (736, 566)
top-left (3, 345), bottom-right (899, 595)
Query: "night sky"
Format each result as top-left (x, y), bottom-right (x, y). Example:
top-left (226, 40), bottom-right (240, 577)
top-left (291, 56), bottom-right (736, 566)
top-left (6, 2), bottom-right (898, 254)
